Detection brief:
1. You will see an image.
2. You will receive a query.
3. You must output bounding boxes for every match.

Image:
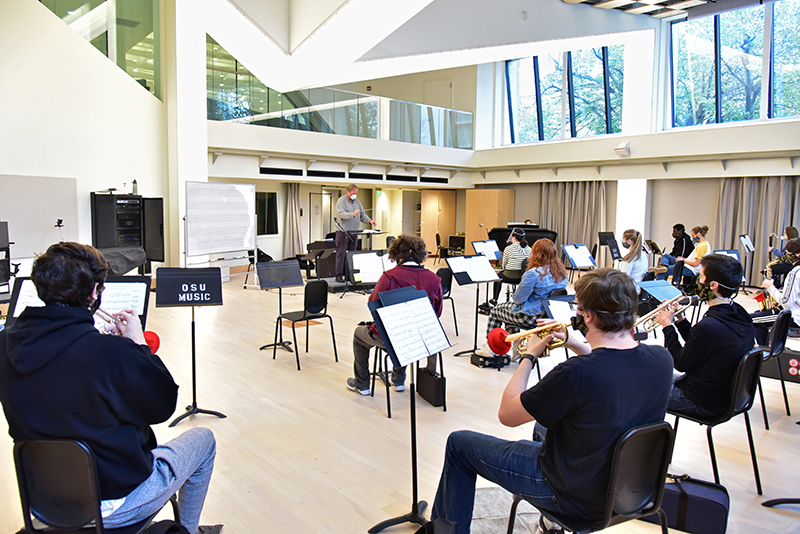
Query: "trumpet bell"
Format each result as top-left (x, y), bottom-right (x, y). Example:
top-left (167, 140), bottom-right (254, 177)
top-left (487, 327), bottom-right (512, 355)
top-left (486, 323), bottom-right (569, 356)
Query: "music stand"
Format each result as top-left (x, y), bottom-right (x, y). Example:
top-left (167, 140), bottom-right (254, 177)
top-left (739, 234), bottom-right (755, 294)
top-left (562, 244), bottom-right (596, 282)
top-left (646, 239), bottom-right (661, 268)
top-left (257, 260), bottom-right (304, 353)
top-left (340, 249), bottom-right (394, 298)
top-left (367, 287), bottom-right (451, 533)
top-left (156, 267), bottom-right (227, 427)
top-left (445, 255), bottom-right (500, 360)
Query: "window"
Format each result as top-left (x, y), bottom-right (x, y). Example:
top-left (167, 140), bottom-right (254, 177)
top-left (672, 17), bottom-right (716, 126)
top-left (505, 46), bottom-right (624, 144)
top-left (772, 0), bottom-right (800, 118)
top-left (720, 6), bottom-right (764, 123)
top-left (256, 192), bottom-right (278, 236)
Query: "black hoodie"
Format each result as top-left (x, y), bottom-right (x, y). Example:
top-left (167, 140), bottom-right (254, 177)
top-left (663, 301), bottom-right (755, 415)
top-left (0, 305), bottom-right (178, 499)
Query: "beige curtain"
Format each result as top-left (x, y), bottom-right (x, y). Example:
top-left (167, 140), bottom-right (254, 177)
top-left (283, 183), bottom-right (304, 258)
top-left (714, 176), bottom-right (800, 282)
top-left (539, 181), bottom-right (607, 254)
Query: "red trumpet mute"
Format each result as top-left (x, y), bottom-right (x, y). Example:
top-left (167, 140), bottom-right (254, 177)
top-left (144, 331), bottom-right (160, 354)
top-left (487, 327), bottom-right (511, 355)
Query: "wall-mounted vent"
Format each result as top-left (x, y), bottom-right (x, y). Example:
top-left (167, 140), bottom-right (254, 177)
top-left (307, 170), bottom-right (346, 179)
top-left (349, 172), bottom-right (384, 181)
top-left (420, 176), bottom-right (449, 184)
top-left (260, 167), bottom-right (303, 176)
top-left (386, 174), bottom-right (418, 182)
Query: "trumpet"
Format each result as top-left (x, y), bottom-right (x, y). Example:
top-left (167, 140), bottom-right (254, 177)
top-left (487, 322), bottom-right (569, 356)
top-left (635, 295), bottom-right (698, 332)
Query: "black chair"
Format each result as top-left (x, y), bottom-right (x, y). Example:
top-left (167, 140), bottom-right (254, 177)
top-left (371, 346), bottom-right (394, 418)
top-left (436, 267), bottom-right (458, 336)
top-left (756, 309), bottom-right (793, 430)
top-left (386, 235), bottom-right (396, 249)
top-left (506, 422), bottom-right (674, 534)
top-left (272, 279), bottom-right (338, 370)
top-left (669, 348), bottom-right (764, 494)
top-left (670, 260), bottom-right (686, 287)
top-left (14, 440), bottom-right (179, 534)
top-left (434, 233), bottom-right (459, 265)
top-left (641, 270), bottom-right (656, 282)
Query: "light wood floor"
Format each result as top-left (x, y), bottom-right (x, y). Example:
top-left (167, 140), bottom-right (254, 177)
top-left (2, 262), bottom-right (800, 533)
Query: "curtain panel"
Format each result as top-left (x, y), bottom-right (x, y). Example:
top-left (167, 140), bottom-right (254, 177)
top-left (284, 183), bottom-right (304, 258)
top-left (714, 176), bottom-right (800, 282)
top-left (539, 180), bottom-right (607, 257)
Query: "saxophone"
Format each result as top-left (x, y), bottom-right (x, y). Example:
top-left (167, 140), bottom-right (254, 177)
top-left (758, 260), bottom-right (780, 311)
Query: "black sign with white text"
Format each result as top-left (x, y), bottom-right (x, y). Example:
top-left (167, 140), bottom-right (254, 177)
top-left (156, 267), bottom-right (223, 307)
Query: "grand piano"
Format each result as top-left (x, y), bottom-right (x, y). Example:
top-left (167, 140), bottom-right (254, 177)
top-left (487, 226), bottom-right (558, 253)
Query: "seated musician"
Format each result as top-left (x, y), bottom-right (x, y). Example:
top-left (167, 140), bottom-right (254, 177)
top-left (429, 269), bottom-right (673, 534)
top-left (753, 238), bottom-right (800, 344)
top-left (767, 227), bottom-right (799, 289)
top-left (346, 234), bottom-right (443, 395)
top-left (655, 253), bottom-right (755, 418)
top-left (476, 239), bottom-right (567, 360)
top-left (618, 229), bottom-right (648, 282)
top-left (659, 223), bottom-right (694, 268)
top-left (490, 227), bottom-right (531, 304)
top-left (0, 242), bottom-right (217, 534)
top-left (659, 225), bottom-right (710, 282)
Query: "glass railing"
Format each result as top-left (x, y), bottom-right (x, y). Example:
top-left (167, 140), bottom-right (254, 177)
top-left (41, 0), bottom-right (161, 99)
top-left (206, 36), bottom-right (472, 149)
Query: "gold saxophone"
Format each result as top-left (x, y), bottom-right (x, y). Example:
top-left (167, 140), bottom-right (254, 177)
top-left (758, 260), bottom-right (780, 311)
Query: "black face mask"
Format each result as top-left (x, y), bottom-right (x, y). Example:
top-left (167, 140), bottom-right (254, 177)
top-left (692, 236), bottom-right (700, 244)
top-left (571, 313), bottom-right (590, 336)
top-left (89, 285), bottom-right (103, 313)
top-left (622, 242), bottom-right (631, 249)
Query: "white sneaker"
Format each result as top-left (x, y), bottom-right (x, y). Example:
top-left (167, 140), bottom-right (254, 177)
top-left (474, 344), bottom-right (494, 357)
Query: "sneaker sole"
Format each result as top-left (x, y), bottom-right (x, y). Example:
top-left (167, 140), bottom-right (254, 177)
top-left (347, 384), bottom-right (371, 396)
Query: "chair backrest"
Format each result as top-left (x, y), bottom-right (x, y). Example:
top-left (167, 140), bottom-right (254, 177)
top-left (304, 280), bottom-right (329, 315)
top-left (729, 348), bottom-right (764, 417)
top-left (547, 288), bottom-right (567, 298)
top-left (386, 235), bottom-right (396, 249)
top-left (604, 422), bottom-right (674, 524)
top-left (14, 440), bottom-right (104, 532)
top-left (672, 260), bottom-right (685, 287)
top-left (767, 309), bottom-right (793, 358)
top-left (436, 267), bottom-right (453, 296)
top-left (436, 233), bottom-right (442, 247)
top-left (642, 270), bottom-right (656, 282)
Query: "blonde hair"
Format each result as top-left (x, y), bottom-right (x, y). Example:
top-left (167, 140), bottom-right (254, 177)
top-left (621, 229), bottom-right (643, 263)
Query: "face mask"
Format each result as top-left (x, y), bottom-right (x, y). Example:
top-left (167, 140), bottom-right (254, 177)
top-left (571, 313), bottom-right (590, 336)
top-left (692, 236), bottom-right (700, 244)
top-left (89, 289), bottom-right (102, 313)
top-left (695, 281), bottom-right (715, 302)
top-left (672, 231), bottom-right (680, 238)
top-left (622, 242), bottom-right (631, 249)
top-left (350, 194), bottom-right (357, 201)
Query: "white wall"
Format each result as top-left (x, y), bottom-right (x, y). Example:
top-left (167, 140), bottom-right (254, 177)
top-left (0, 0), bottom-right (168, 258)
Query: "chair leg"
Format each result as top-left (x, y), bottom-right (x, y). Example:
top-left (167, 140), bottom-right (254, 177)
top-left (758, 377), bottom-right (770, 430)
top-left (656, 508), bottom-right (669, 534)
top-left (744, 412), bottom-right (763, 495)
top-left (328, 316), bottom-right (338, 362)
top-left (371, 349), bottom-right (378, 398)
top-left (706, 426), bottom-right (720, 485)
top-left (272, 318), bottom-right (280, 360)
top-left (292, 323), bottom-right (301, 370)
top-left (439, 352), bottom-right (447, 412)
top-left (384, 352), bottom-right (392, 419)
top-left (450, 298), bottom-right (459, 336)
top-left (169, 494), bottom-right (181, 523)
top-left (775, 355), bottom-right (791, 416)
top-left (306, 320), bottom-right (310, 352)
top-left (506, 495), bottom-right (523, 534)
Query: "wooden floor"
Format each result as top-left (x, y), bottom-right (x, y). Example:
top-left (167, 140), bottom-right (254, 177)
top-left (2, 261), bottom-right (800, 533)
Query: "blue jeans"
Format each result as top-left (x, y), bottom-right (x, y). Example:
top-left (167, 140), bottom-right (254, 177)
top-left (104, 427), bottom-right (216, 534)
top-left (658, 263), bottom-right (695, 281)
top-left (431, 428), bottom-right (562, 534)
top-left (668, 386), bottom-right (714, 419)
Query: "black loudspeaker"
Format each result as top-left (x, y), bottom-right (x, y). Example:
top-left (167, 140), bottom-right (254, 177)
top-left (142, 197), bottom-right (164, 262)
top-left (91, 193), bottom-right (164, 262)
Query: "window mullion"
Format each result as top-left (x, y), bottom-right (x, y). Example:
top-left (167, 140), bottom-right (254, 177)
top-left (566, 51), bottom-right (576, 138)
top-left (533, 56), bottom-right (545, 141)
top-left (714, 15), bottom-right (722, 123)
top-left (764, 4), bottom-right (774, 119)
top-left (602, 46), bottom-right (612, 134)
top-left (504, 61), bottom-right (516, 144)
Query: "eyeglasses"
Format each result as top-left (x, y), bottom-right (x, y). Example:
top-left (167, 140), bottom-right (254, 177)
top-left (568, 299), bottom-right (582, 312)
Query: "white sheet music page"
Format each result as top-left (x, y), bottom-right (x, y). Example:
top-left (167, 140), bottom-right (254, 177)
top-left (376, 297), bottom-right (451, 366)
top-left (464, 256), bottom-right (500, 282)
top-left (446, 256), bottom-right (467, 273)
top-left (353, 252), bottom-right (384, 283)
top-left (12, 280), bottom-right (44, 317)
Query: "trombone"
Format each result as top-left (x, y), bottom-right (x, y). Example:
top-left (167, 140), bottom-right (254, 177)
top-left (635, 295), bottom-right (698, 332)
top-left (487, 322), bottom-right (569, 356)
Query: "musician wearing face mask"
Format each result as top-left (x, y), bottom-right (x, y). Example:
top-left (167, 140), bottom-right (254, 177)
top-left (659, 223), bottom-right (694, 270)
top-left (429, 269), bottom-right (673, 534)
top-left (0, 242), bottom-right (217, 534)
top-left (753, 238), bottom-right (800, 344)
top-left (654, 254), bottom-right (755, 419)
top-left (618, 229), bottom-right (648, 282)
top-left (334, 184), bottom-right (376, 283)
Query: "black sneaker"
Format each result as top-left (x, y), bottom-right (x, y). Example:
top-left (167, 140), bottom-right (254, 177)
top-left (335, 275), bottom-right (345, 283)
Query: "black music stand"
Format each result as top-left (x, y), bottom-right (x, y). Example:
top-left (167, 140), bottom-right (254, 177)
top-left (367, 286), bottom-right (451, 533)
top-left (156, 267), bottom-right (227, 427)
top-left (340, 249), bottom-right (393, 298)
top-left (445, 255), bottom-right (500, 361)
top-left (739, 234), bottom-right (755, 294)
top-left (257, 260), bottom-right (304, 353)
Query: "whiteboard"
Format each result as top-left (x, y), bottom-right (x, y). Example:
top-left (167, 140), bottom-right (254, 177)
top-left (185, 182), bottom-right (256, 257)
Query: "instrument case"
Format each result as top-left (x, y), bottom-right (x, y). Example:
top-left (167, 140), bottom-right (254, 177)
top-left (640, 474), bottom-right (729, 533)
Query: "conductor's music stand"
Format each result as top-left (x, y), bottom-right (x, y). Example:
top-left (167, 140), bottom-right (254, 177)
top-left (156, 267), bottom-right (227, 427)
top-left (367, 286), bottom-right (451, 533)
top-left (257, 260), bottom-right (305, 353)
top-left (739, 234), bottom-right (755, 294)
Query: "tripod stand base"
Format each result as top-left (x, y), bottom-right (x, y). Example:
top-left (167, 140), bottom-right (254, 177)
top-left (762, 497), bottom-right (800, 507)
top-left (259, 341), bottom-right (293, 353)
top-left (368, 500), bottom-right (428, 533)
top-left (169, 403), bottom-right (227, 427)
top-left (453, 348), bottom-right (477, 358)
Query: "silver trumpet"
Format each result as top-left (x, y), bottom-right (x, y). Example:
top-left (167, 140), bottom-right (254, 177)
top-left (635, 295), bottom-right (698, 332)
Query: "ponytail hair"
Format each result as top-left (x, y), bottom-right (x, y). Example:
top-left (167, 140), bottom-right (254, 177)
top-left (621, 229), bottom-right (643, 263)
top-left (692, 225), bottom-right (709, 237)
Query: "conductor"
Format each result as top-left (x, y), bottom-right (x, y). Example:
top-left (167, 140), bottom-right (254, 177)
top-left (335, 184), bottom-right (376, 282)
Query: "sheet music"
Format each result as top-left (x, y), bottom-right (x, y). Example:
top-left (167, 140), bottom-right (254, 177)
top-left (381, 255), bottom-right (396, 272)
top-left (463, 256), bottom-right (500, 282)
top-left (563, 244), bottom-right (596, 269)
top-left (376, 296), bottom-right (451, 366)
top-left (544, 300), bottom-right (586, 344)
top-left (352, 252), bottom-right (384, 283)
top-left (445, 255), bottom-right (467, 273)
top-left (739, 234), bottom-right (755, 253)
top-left (101, 282), bottom-right (148, 315)
top-left (12, 280), bottom-right (44, 317)
top-left (472, 240), bottom-right (501, 259)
